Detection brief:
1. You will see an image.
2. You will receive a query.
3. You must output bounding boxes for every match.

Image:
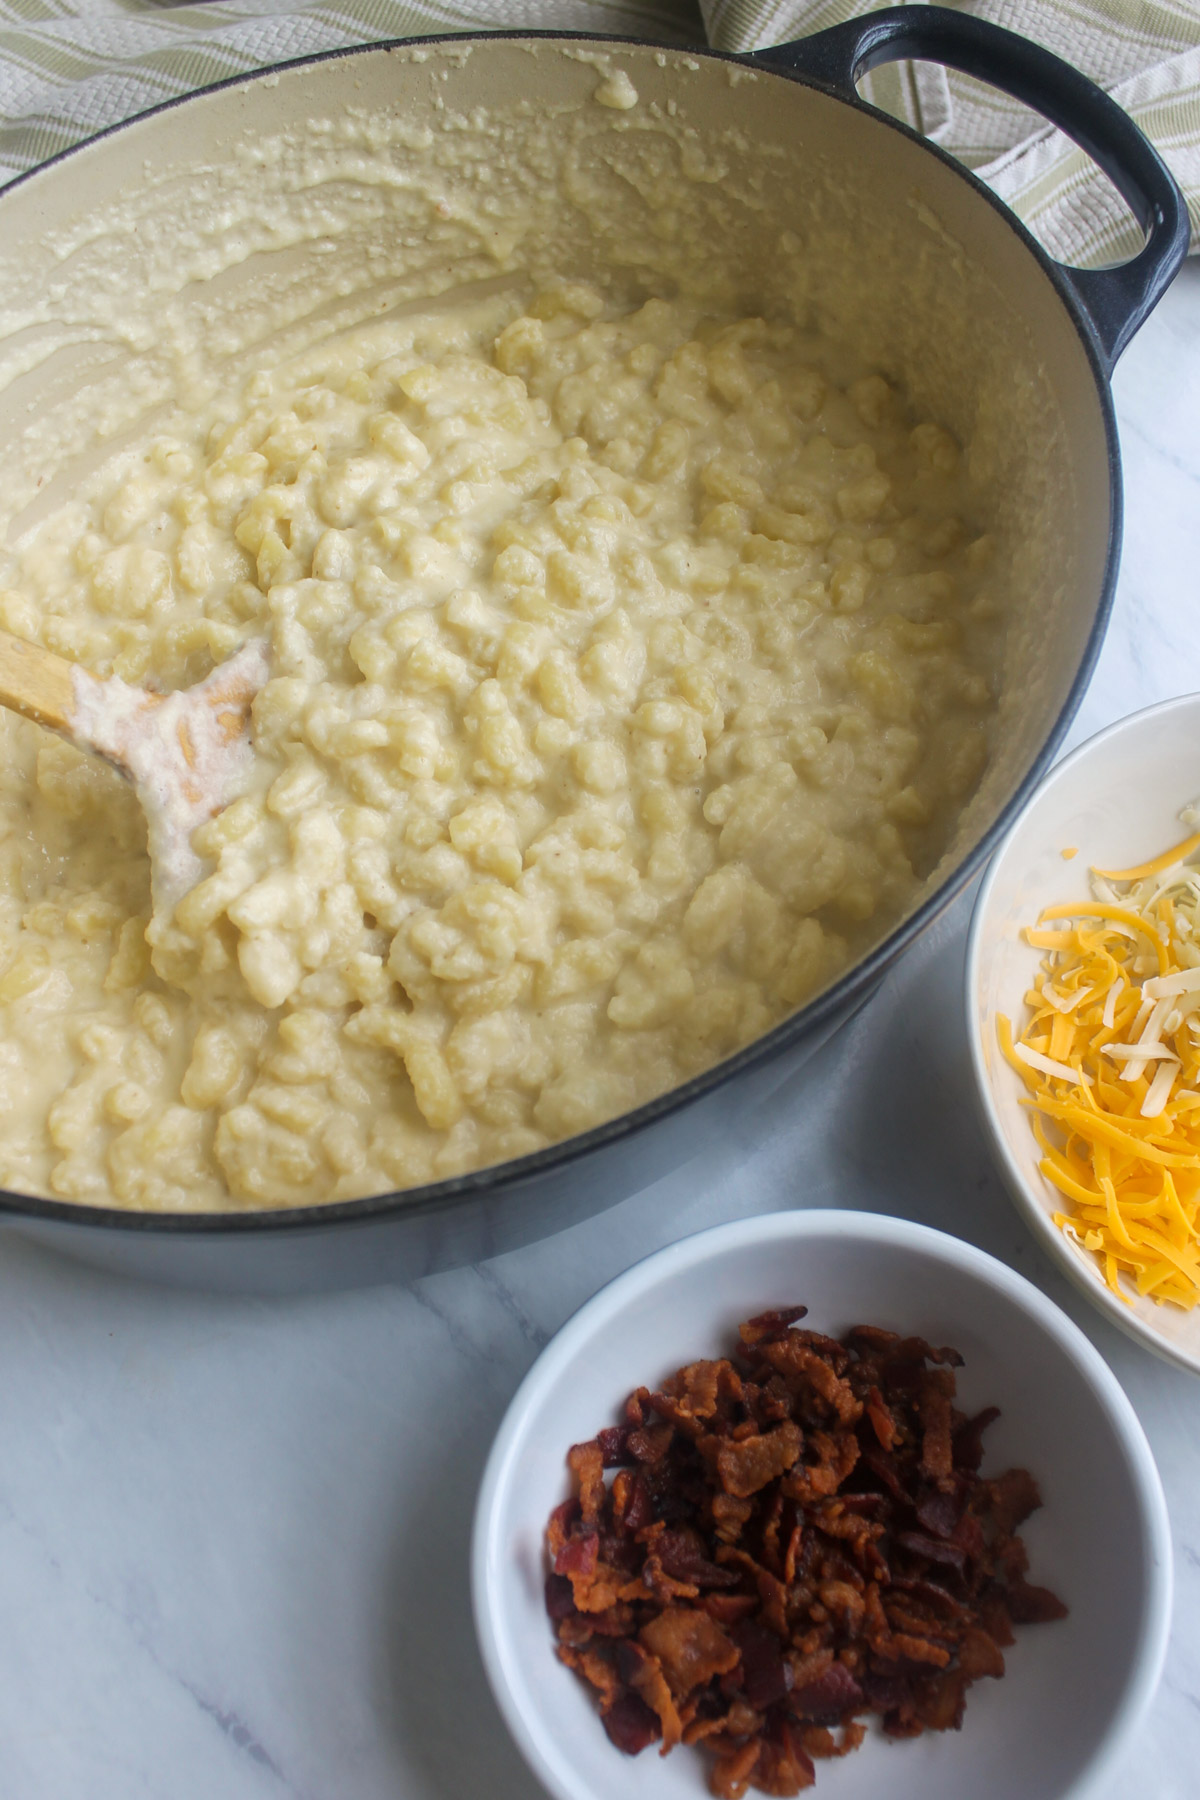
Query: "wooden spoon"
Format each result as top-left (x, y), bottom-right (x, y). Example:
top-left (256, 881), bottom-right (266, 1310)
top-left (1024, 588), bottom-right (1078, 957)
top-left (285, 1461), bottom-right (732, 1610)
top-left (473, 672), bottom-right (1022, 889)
top-left (0, 627), bottom-right (270, 905)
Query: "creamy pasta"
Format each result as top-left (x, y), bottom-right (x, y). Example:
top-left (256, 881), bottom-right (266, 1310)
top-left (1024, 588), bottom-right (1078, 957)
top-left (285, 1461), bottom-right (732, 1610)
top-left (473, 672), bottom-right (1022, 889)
top-left (0, 283), bottom-right (998, 1208)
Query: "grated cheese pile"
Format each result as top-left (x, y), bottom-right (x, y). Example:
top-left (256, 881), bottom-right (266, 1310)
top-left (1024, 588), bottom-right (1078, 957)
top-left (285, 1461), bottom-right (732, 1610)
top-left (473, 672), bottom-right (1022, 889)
top-left (999, 817), bottom-right (1200, 1310)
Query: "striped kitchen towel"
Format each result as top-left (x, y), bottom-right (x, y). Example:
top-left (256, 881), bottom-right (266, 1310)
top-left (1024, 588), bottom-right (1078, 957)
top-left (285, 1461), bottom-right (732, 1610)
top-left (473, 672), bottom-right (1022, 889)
top-left (0, 2), bottom-right (704, 183)
top-left (701, 0), bottom-right (1200, 266)
top-left (0, 1), bottom-right (1195, 269)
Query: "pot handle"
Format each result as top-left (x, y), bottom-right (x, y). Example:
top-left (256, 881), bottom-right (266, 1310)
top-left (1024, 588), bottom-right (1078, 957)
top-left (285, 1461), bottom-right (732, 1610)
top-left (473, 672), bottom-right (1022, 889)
top-left (754, 3), bottom-right (1190, 370)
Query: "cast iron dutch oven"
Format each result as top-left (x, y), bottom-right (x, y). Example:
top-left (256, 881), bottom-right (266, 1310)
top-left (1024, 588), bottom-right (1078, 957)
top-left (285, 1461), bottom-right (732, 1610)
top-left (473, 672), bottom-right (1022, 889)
top-left (0, 8), bottom-right (1187, 1289)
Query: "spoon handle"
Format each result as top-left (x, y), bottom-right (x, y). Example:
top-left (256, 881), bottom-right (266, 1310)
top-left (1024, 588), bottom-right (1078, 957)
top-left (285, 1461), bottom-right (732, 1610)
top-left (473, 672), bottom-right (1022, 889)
top-left (0, 626), bottom-right (78, 739)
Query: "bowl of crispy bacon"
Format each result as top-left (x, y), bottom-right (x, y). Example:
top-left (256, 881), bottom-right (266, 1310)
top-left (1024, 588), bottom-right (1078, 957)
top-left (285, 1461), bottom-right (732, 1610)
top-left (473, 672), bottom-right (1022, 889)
top-left (472, 1210), bottom-right (1170, 1800)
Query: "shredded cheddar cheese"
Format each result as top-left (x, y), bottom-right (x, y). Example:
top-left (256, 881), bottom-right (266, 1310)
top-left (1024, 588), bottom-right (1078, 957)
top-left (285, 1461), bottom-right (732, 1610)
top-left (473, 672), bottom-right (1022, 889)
top-left (1002, 819), bottom-right (1200, 1310)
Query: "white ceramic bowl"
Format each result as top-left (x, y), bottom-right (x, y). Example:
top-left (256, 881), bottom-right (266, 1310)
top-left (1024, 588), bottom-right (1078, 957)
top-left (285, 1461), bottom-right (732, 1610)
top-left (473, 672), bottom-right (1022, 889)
top-left (471, 1210), bottom-right (1171, 1800)
top-left (967, 692), bottom-right (1200, 1375)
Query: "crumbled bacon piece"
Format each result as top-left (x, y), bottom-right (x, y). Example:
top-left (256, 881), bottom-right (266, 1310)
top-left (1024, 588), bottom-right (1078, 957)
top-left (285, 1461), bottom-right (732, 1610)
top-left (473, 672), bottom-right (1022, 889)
top-left (543, 1309), bottom-right (1065, 1795)
top-left (791, 1660), bottom-right (864, 1722)
top-left (616, 1638), bottom-right (683, 1750)
top-left (553, 1528), bottom-right (598, 1579)
top-left (1007, 1578), bottom-right (1069, 1624)
top-left (988, 1467), bottom-right (1043, 1536)
top-left (558, 1642), bottom-right (622, 1709)
top-left (918, 1373), bottom-right (956, 1486)
top-left (958, 1625), bottom-right (1006, 1680)
top-left (544, 1572), bottom-right (575, 1621)
top-left (740, 1307), bottom-right (809, 1346)
top-left (596, 1425), bottom-right (631, 1467)
top-left (602, 1689), bottom-right (660, 1754)
top-left (865, 1385), bottom-right (898, 1451)
top-left (640, 1605), bottom-right (740, 1699)
top-left (567, 1440), bottom-right (606, 1525)
top-left (914, 1484), bottom-right (963, 1539)
top-left (715, 1421), bottom-right (803, 1498)
top-left (729, 1617), bottom-right (791, 1709)
top-left (611, 1467), bottom-right (653, 1535)
top-left (953, 1405), bottom-right (1000, 1471)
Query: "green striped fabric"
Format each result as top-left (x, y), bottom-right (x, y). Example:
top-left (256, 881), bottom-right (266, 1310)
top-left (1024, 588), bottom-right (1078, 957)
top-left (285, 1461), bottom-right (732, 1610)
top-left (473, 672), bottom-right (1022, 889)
top-left (0, 3), bottom-right (705, 178)
top-left (701, 0), bottom-right (1200, 264)
top-left (0, 0), bottom-right (1194, 268)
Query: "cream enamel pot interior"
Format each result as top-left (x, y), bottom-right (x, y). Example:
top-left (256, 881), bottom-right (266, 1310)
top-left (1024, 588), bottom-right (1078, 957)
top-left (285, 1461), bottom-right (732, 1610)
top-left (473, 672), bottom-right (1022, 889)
top-left (0, 9), bottom-right (1186, 1291)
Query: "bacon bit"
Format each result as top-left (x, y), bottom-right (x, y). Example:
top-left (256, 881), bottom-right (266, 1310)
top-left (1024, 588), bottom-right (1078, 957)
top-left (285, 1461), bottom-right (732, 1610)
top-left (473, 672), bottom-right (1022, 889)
top-left (573, 1571), bottom-right (628, 1615)
top-left (616, 1639), bottom-right (683, 1752)
top-left (834, 1491), bottom-right (886, 1518)
top-left (788, 1645), bottom-right (834, 1692)
top-left (729, 1617), bottom-right (792, 1709)
top-left (791, 1661), bottom-right (865, 1722)
top-left (958, 1625), bottom-right (1005, 1680)
top-left (863, 1580), bottom-right (898, 1657)
top-left (635, 1554), bottom-right (701, 1606)
top-left (657, 1528), bottom-right (742, 1591)
top-left (953, 1406), bottom-right (1001, 1472)
top-left (896, 1530), bottom-right (967, 1576)
top-left (740, 1306), bottom-right (808, 1346)
top-left (555, 1611), bottom-right (596, 1649)
top-left (715, 1420), bottom-right (803, 1497)
top-left (719, 1547), bottom-right (791, 1639)
top-left (914, 1484), bottom-right (963, 1539)
top-left (819, 1579), bottom-right (865, 1631)
top-left (912, 1667), bottom-right (969, 1732)
top-left (988, 1467), bottom-right (1043, 1535)
top-left (761, 1338), bottom-right (862, 1424)
top-left (866, 1385), bottom-right (898, 1450)
top-left (890, 1335), bottom-right (964, 1370)
top-left (845, 1324), bottom-right (899, 1353)
top-left (627, 1420), bottom-right (673, 1464)
top-left (950, 1509), bottom-right (986, 1562)
top-left (640, 1606), bottom-right (739, 1698)
top-left (596, 1425), bottom-right (631, 1466)
top-left (601, 1688), bottom-right (660, 1755)
top-left (712, 1491), bottom-right (755, 1542)
top-left (757, 1716), bottom-right (816, 1793)
top-left (543, 1312), bottom-right (1065, 1795)
top-left (649, 1389), bottom-right (712, 1440)
top-left (712, 1739), bottom-right (762, 1800)
top-left (587, 1602), bottom-right (638, 1639)
top-left (702, 1592), bottom-right (760, 1627)
top-left (611, 1468), bottom-right (653, 1535)
top-left (976, 1590), bottom-right (1016, 1646)
top-left (568, 1440), bottom-right (606, 1525)
top-left (890, 1631), bottom-right (952, 1668)
top-left (625, 1387), bottom-right (649, 1427)
top-left (661, 1358), bottom-right (726, 1418)
top-left (545, 1496), bottom-right (578, 1564)
top-left (544, 1572), bottom-right (575, 1621)
top-left (783, 1429), bottom-right (859, 1504)
top-left (553, 1528), bottom-right (598, 1579)
top-left (803, 1720), bottom-right (867, 1758)
top-left (857, 1441), bottom-right (909, 1503)
top-left (890, 1574), bottom-right (964, 1619)
top-left (918, 1373), bottom-right (956, 1486)
top-left (558, 1642), bottom-right (622, 1709)
top-left (1007, 1579), bottom-right (1069, 1624)
top-left (790, 1329), bottom-right (852, 1373)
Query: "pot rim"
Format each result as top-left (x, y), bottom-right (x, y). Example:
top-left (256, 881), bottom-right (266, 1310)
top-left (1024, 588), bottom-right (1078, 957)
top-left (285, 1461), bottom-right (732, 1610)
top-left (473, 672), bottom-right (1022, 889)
top-left (0, 29), bottom-right (1122, 1237)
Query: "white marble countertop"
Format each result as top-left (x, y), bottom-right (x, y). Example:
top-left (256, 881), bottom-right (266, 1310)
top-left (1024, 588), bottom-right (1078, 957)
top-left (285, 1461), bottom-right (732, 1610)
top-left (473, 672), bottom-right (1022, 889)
top-left (1, 265), bottom-right (1198, 1800)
